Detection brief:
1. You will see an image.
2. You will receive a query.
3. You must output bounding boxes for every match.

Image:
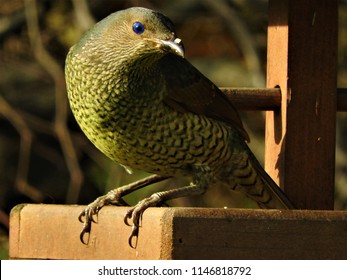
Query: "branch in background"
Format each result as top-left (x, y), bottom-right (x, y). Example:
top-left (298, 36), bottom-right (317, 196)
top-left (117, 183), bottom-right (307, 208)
top-left (24, 0), bottom-right (83, 203)
top-left (0, 96), bottom-right (44, 202)
top-left (72, 0), bottom-right (95, 32)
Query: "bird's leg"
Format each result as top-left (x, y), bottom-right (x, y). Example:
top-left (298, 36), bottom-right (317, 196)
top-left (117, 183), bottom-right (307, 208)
top-left (124, 165), bottom-right (211, 248)
top-left (79, 174), bottom-right (170, 244)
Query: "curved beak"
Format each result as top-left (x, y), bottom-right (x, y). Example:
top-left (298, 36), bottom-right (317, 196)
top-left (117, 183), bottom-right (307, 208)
top-left (158, 37), bottom-right (185, 58)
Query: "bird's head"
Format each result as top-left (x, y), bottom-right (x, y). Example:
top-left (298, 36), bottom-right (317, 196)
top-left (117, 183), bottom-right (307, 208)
top-left (71, 7), bottom-right (184, 66)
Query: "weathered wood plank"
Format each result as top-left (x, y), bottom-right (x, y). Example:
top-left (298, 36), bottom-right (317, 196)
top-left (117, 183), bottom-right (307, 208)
top-left (10, 204), bottom-right (347, 260)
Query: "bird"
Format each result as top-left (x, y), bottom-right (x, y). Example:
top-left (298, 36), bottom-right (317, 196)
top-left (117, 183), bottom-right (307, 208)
top-left (65, 7), bottom-right (294, 248)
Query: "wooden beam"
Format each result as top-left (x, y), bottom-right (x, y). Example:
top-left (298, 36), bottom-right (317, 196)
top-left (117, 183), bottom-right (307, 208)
top-left (265, 0), bottom-right (338, 209)
top-left (221, 87), bottom-right (281, 110)
top-left (221, 87), bottom-right (347, 111)
top-left (10, 204), bottom-right (347, 260)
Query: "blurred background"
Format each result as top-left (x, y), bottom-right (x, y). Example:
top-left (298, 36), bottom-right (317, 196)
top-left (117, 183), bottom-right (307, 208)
top-left (0, 0), bottom-right (346, 259)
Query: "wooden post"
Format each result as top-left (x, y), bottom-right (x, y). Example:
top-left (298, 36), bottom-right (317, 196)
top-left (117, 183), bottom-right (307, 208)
top-left (265, 0), bottom-right (338, 209)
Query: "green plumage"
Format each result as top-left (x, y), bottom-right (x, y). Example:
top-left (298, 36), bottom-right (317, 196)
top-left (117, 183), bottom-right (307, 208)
top-left (65, 7), bottom-right (294, 246)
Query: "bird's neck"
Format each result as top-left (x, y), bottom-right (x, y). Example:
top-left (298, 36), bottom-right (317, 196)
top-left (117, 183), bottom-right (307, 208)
top-left (117, 56), bottom-right (165, 101)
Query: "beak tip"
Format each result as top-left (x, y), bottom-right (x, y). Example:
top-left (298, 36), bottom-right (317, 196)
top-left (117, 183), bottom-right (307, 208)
top-left (173, 38), bottom-right (185, 58)
top-left (159, 38), bottom-right (185, 58)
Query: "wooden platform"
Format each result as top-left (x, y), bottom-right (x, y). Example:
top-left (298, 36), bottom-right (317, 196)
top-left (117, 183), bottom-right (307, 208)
top-left (9, 204), bottom-right (347, 259)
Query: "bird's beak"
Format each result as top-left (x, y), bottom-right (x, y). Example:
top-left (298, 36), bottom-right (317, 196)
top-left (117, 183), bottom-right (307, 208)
top-left (158, 37), bottom-right (185, 58)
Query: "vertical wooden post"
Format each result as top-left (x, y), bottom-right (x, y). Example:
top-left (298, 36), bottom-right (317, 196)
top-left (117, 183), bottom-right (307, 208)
top-left (265, 0), bottom-right (337, 209)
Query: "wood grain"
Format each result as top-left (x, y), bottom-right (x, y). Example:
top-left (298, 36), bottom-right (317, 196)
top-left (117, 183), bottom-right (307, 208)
top-left (10, 205), bottom-right (347, 260)
top-left (265, 0), bottom-right (338, 209)
top-left (221, 87), bottom-right (347, 111)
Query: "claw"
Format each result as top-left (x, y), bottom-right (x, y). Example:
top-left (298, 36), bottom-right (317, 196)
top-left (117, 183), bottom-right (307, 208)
top-left (132, 210), bottom-right (143, 228)
top-left (124, 206), bottom-right (146, 249)
top-left (78, 212), bottom-right (85, 223)
top-left (124, 209), bottom-right (133, 226)
top-left (78, 206), bottom-right (99, 245)
top-left (123, 207), bottom-right (144, 227)
top-left (79, 209), bottom-right (93, 245)
top-left (77, 175), bottom-right (170, 246)
top-left (80, 226), bottom-right (91, 245)
top-left (128, 225), bottom-right (139, 248)
top-left (90, 211), bottom-right (98, 223)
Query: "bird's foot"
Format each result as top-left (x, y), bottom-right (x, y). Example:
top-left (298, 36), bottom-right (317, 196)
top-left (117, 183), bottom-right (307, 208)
top-left (78, 174), bottom-right (170, 245)
top-left (78, 189), bottom-right (129, 244)
top-left (124, 193), bottom-right (163, 248)
top-left (123, 166), bottom-right (212, 248)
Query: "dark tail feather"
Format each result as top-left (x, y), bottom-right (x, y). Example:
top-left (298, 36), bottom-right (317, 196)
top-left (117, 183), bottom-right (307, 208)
top-left (247, 153), bottom-right (295, 209)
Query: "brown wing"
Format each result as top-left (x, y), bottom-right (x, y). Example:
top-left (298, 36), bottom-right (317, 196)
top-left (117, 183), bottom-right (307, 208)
top-left (158, 54), bottom-right (250, 142)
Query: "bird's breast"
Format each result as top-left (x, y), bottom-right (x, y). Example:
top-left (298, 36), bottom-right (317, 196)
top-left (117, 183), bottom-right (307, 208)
top-left (66, 55), bottom-right (235, 178)
top-left (88, 98), bottom-right (234, 177)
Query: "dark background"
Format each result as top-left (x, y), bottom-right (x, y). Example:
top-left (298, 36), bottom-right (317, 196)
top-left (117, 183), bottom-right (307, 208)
top-left (1, 0), bottom-right (347, 258)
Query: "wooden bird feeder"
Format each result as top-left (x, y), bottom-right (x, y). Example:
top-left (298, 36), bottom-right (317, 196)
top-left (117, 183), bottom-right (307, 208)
top-left (10, 0), bottom-right (347, 259)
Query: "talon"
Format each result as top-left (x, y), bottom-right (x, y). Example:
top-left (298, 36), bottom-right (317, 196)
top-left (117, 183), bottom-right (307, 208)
top-left (75, 175), bottom-right (170, 246)
top-left (124, 209), bottom-right (133, 226)
top-left (80, 227), bottom-right (90, 245)
top-left (78, 211), bottom-right (85, 223)
top-left (90, 211), bottom-right (98, 223)
top-left (78, 206), bottom-right (99, 245)
top-left (132, 209), bottom-right (144, 228)
top-left (79, 213), bottom-right (92, 245)
top-left (128, 225), bottom-right (139, 248)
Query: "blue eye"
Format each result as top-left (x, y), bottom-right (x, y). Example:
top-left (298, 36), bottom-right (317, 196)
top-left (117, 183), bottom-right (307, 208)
top-left (133, 22), bottom-right (145, 34)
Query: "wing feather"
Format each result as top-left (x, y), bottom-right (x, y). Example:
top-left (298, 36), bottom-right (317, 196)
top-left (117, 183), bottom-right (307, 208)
top-left (158, 54), bottom-right (250, 142)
